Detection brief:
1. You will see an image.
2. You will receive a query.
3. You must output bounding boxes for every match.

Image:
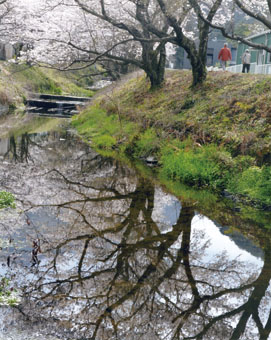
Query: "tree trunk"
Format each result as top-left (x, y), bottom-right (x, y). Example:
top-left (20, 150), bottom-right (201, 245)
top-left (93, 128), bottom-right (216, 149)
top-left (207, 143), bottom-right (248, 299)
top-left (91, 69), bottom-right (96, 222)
top-left (142, 43), bottom-right (166, 89)
top-left (191, 58), bottom-right (207, 87)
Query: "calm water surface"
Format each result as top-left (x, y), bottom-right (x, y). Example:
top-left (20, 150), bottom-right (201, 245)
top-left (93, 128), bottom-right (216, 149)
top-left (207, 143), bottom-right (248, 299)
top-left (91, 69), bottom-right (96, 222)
top-left (0, 122), bottom-right (270, 340)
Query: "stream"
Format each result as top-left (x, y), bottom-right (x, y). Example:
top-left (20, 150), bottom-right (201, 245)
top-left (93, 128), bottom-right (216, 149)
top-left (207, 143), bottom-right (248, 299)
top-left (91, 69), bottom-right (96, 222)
top-left (0, 118), bottom-right (271, 340)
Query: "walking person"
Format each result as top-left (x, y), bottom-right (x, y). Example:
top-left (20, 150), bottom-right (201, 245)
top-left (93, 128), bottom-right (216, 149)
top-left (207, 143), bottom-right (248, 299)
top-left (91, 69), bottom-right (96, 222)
top-left (218, 43), bottom-right (232, 71)
top-left (242, 49), bottom-right (251, 73)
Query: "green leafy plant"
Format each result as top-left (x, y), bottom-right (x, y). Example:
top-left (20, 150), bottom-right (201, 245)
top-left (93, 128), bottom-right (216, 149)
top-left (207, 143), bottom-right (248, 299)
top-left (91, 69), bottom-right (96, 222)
top-left (71, 70), bottom-right (271, 207)
top-left (0, 191), bottom-right (16, 209)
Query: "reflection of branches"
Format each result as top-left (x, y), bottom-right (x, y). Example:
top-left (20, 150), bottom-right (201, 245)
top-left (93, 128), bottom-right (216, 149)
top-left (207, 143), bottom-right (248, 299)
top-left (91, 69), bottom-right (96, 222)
top-left (176, 241), bottom-right (271, 340)
top-left (16, 163), bottom-right (270, 340)
top-left (4, 133), bottom-right (34, 163)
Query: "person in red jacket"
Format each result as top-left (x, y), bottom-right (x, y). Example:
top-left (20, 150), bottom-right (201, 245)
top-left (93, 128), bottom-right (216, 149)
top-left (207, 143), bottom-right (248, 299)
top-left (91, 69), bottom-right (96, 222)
top-left (218, 43), bottom-right (232, 71)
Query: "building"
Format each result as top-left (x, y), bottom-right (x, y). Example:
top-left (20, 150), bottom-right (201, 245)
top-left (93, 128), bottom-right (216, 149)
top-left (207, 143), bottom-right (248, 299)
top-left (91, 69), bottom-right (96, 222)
top-left (229, 30), bottom-right (271, 74)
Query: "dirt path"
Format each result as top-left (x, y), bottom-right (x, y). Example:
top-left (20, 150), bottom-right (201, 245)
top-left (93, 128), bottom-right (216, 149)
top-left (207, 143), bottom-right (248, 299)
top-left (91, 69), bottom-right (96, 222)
top-left (92, 70), bottom-right (144, 100)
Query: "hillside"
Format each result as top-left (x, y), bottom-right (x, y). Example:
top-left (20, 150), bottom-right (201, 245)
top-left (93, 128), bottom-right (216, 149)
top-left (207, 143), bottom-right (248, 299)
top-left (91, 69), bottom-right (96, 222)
top-left (72, 69), bottom-right (271, 209)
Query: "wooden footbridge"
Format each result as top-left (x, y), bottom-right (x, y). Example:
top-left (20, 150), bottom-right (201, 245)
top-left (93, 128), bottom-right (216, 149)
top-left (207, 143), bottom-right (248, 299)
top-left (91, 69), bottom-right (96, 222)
top-left (27, 93), bottom-right (91, 118)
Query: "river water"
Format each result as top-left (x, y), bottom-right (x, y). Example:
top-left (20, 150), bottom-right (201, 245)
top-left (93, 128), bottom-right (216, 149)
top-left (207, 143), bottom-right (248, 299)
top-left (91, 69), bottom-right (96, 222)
top-left (0, 119), bottom-right (271, 340)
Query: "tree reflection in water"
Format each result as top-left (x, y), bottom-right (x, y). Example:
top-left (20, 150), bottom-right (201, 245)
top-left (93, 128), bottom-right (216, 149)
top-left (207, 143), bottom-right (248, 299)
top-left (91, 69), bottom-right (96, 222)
top-left (0, 131), bottom-right (270, 339)
top-left (18, 162), bottom-right (268, 340)
top-left (4, 134), bottom-right (32, 163)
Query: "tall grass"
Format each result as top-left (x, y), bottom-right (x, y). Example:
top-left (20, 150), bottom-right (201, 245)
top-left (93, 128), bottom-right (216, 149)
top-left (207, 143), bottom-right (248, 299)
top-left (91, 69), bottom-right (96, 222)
top-left (160, 141), bottom-right (225, 189)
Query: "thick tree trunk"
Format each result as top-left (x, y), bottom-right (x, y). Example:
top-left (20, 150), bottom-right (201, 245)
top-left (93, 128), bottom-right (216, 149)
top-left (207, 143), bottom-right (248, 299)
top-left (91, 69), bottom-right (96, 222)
top-left (142, 43), bottom-right (166, 89)
top-left (148, 54), bottom-right (166, 89)
top-left (190, 58), bottom-right (207, 87)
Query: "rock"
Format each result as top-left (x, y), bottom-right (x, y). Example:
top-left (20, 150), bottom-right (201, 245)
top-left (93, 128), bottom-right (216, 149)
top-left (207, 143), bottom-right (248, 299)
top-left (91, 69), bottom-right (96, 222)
top-left (145, 156), bottom-right (158, 166)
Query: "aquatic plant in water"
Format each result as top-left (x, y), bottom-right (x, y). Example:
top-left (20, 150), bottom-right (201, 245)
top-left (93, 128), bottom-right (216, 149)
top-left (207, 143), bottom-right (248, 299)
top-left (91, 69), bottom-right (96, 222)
top-left (0, 277), bottom-right (21, 306)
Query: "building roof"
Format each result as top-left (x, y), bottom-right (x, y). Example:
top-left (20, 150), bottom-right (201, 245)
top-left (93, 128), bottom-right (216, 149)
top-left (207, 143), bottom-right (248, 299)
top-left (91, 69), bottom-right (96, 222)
top-left (244, 30), bottom-right (271, 41)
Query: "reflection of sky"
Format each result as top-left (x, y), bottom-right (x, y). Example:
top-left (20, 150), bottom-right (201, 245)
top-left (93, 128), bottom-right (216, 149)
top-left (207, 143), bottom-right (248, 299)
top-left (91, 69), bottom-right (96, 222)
top-left (151, 187), bottom-right (181, 231)
top-left (192, 214), bottom-right (263, 267)
top-left (151, 187), bottom-right (263, 267)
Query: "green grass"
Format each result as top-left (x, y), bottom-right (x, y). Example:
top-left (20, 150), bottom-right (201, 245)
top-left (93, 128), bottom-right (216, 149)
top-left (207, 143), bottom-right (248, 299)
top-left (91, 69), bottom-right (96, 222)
top-left (228, 166), bottom-right (271, 206)
top-left (133, 128), bottom-right (163, 158)
top-left (72, 104), bottom-right (139, 149)
top-left (0, 61), bottom-right (94, 113)
top-left (8, 64), bottom-right (63, 94)
top-left (44, 68), bottom-right (94, 97)
top-left (160, 143), bottom-right (222, 188)
top-left (8, 64), bottom-right (95, 97)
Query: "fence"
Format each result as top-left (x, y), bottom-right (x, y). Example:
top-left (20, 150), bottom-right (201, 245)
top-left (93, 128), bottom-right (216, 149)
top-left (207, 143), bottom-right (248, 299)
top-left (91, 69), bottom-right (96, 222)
top-left (226, 62), bottom-right (271, 75)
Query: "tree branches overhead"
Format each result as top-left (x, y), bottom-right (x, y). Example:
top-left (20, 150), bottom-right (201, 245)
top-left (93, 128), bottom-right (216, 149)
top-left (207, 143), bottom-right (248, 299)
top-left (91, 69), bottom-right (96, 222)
top-left (1, 0), bottom-right (271, 86)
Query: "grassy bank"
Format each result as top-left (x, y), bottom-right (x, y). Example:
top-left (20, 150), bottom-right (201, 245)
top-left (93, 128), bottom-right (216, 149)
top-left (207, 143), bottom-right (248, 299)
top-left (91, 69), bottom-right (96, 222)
top-left (0, 61), bottom-right (94, 113)
top-left (72, 70), bottom-right (271, 209)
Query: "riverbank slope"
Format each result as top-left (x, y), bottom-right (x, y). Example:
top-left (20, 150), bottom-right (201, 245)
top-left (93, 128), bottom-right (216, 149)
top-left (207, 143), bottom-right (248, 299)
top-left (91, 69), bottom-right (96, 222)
top-left (0, 61), bottom-right (94, 115)
top-left (72, 69), bottom-right (271, 209)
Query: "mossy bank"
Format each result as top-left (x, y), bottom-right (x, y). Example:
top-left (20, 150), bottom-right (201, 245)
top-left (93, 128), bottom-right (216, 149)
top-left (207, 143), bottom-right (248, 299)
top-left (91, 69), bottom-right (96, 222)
top-left (72, 70), bottom-right (271, 209)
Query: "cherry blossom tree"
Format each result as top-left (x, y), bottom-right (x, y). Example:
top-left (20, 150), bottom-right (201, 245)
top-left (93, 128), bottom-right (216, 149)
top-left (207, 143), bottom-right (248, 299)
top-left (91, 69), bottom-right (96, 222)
top-left (68, 0), bottom-right (172, 88)
top-left (0, 0), bottom-right (14, 41)
top-left (14, 0), bottom-right (171, 88)
top-left (3, 0), bottom-right (237, 88)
